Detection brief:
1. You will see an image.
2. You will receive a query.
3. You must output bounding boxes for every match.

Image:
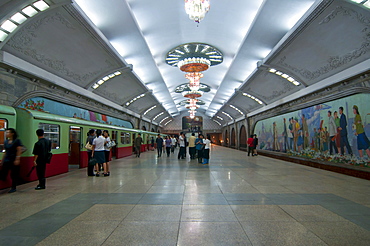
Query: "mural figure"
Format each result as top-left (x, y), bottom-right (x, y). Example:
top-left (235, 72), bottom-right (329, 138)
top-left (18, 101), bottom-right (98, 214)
top-left (339, 106), bottom-right (353, 155)
top-left (327, 111), bottom-right (338, 155)
top-left (273, 122), bottom-right (279, 151)
top-left (282, 118), bottom-right (288, 152)
top-left (301, 114), bottom-right (309, 149)
top-left (287, 118), bottom-right (293, 150)
top-left (297, 130), bottom-right (303, 152)
top-left (353, 105), bottom-right (370, 158)
top-left (292, 118), bottom-right (300, 151)
top-left (334, 111), bottom-right (341, 154)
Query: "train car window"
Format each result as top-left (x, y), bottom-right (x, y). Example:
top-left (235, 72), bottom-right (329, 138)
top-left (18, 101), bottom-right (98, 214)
top-left (125, 133), bottom-right (131, 144)
top-left (0, 119), bottom-right (8, 152)
top-left (120, 132), bottom-right (125, 144)
top-left (38, 123), bottom-right (60, 149)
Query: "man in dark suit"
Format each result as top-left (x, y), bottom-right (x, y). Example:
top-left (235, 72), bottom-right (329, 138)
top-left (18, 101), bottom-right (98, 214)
top-left (338, 107), bottom-right (352, 155)
top-left (33, 129), bottom-right (51, 190)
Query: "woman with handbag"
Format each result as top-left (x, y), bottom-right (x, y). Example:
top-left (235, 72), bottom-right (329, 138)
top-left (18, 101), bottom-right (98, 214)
top-left (86, 129), bottom-right (95, 176)
top-left (0, 128), bottom-right (23, 193)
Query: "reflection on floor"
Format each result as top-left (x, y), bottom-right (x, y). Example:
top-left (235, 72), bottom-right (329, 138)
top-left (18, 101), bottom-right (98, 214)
top-left (0, 145), bottom-right (369, 246)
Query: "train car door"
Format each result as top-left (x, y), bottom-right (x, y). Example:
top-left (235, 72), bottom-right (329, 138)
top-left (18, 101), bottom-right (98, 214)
top-left (0, 119), bottom-right (8, 153)
top-left (69, 126), bottom-right (81, 170)
top-left (111, 131), bottom-right (117, 159)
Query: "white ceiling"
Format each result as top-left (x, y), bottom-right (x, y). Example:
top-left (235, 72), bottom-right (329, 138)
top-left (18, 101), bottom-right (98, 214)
top-left (73, 0), bottom-right (318, 117)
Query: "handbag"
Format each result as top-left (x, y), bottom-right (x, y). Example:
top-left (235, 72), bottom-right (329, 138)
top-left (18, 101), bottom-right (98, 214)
top-left (85, 143), bottom-right (93, 150)
top-left (106, 140), bottom-right (116, 148)
top-left (88, 158), bottom-right (97, 166)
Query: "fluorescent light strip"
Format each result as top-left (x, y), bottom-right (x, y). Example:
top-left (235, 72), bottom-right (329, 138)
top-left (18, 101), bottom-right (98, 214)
top-left (230, 105), bottom-right (244, 115)
top-left (32, 0), bottom-right (50, 11)
top-left (153, 112), bottom-right (164, 121)
top-left (22, 6), bottom-right (38, 17)
top-left (242, 93), bottom-right (263, 105)
top-left (213, 120), bottom-right (221, 126)
top-left (91, 71), bottom-right (122, 89)
top-left (164, 120), bottom-right (172, 126)
top-left (10, 13), bottom-right (27, 24)
top-left (216, 116), bottom-right (223, 121)
top-left (222, 111), bottom-right (233, 120)
top-left (0, 30), bottom-right (8, 42)
top-left (160, 116), bottom-right (169, 124)
top-left (143, 105), bottom-right (157, 115)
top-left (269, 68), bottom-right (300, 86)
top-left (1, 20), bottom-right (17, 33)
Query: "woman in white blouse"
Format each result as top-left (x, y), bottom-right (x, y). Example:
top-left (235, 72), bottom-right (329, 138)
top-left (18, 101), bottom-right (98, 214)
top-left (92, 129), bottom-right (106, 177)
top-left (202, 135), bottom-right (211, 164)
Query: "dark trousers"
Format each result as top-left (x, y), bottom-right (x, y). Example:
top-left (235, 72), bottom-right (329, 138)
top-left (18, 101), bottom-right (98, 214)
top-left (166, 147), bottom-right (171, 157)
top-left (329, 136), bottom-right (338, 155)
top-left (340, 135), bottom-right (353, 155)
top-left (87, 151), bottom-right (94, 176)
top-left (157, 147), bottom-right (162, 157)
top-left (136, 146), bottom-right (141, 157)
top-left (189, 147), bottom-right (196, 159)
top-left (197, 149), bottom-right (203, 163)
top-left (248, 146), bottom-right (254, 156)
top-left (0, 161), bottom-right (20, 189)
top-left (178, 147), bottom-right (186, 159)
top-left (36, 163), bottom-right (46, 188)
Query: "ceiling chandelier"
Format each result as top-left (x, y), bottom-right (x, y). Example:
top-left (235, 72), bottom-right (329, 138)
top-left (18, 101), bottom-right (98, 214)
top-left (185, 72), bottom-right (203, 91)
top-left (184, 0), bottom-right (210, 23)
top-left (166, 43), bottom-right (222, 119)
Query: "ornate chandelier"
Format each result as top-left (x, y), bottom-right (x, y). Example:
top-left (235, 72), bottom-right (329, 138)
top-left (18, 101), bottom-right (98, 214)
top-left (189, 109), bottom-right (197, 119)
top-left (184, 0), bottom-right (210, 23)
top-left (185, 72), bottom-right (203, 91)
top-left (185, 99), bottom-right (200, 111)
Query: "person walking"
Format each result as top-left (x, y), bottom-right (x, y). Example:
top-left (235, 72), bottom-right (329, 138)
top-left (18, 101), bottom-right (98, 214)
top-left (202, 135), bottom-right (211, 164)
top-left (156, 134), bottom-right (163, 157)
top-left (188, 133), bottom-right (196, 159)
top-left (92, 129), bottom-right (107, 177)
top-left (135, 133), bottom-right (143, 157)
top-left (165, 136), bottom-right (171, 157)
top-left (32, 129), bottom-right (51, 190)
top-left (171, 135), bottom-right (177, 153)
top-left (178, 132), bottom-right (186, 159)
top-left (195, 134), bottom-right (204, 163)
top-left (86, 129), bottom-right (95, 176)
top-left (0, 128), bottom-right (23, 193)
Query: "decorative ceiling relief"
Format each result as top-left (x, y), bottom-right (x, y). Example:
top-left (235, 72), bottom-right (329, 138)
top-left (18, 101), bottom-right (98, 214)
top-left (4, 9), bottom-right (118, 87)
top-left (276, 4), bottom-right (370, 83)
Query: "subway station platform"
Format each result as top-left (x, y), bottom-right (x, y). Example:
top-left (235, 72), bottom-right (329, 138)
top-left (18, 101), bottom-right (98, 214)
top-left (0, 145), bottom-right (370, 246)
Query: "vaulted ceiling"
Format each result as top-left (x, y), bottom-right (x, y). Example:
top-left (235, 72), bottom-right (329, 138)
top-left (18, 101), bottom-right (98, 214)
top-left (0, 0), bottom-right (369, 127)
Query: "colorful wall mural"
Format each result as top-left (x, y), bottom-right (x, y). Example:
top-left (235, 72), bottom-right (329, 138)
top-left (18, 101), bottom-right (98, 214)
top-left (19, 97), bottom-right (133, 128)
top-left (254, 93), bottom-right (370, 167)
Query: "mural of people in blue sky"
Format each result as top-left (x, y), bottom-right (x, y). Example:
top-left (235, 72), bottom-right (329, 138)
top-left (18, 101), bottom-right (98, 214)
top-left (19, 97), bottom-right (133, 128)
top-left (254, 93), bottom-right (370, 167)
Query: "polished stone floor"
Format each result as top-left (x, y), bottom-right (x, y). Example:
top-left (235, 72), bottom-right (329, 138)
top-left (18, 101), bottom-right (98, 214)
top-left (0, 145), bottom-right (369, 246)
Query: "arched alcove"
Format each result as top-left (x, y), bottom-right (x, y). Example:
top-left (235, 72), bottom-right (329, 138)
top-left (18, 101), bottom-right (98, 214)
top-left (239, 125), bottom-right (247, 149)
top-left (231, 128), bottom-right (236, 148)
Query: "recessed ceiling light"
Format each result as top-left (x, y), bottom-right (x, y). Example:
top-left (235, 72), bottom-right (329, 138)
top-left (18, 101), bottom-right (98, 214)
top-left (0, 30), bottom-right (8, 42)
top-left (10, 12), bottom-right (27, 24)
top-left (33, 0), bottom-right (50, 11)
top-left (1, 20), bottom-right (18, 33)
top-left (22, 6), bottom-right (38, 17)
